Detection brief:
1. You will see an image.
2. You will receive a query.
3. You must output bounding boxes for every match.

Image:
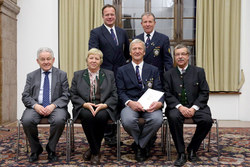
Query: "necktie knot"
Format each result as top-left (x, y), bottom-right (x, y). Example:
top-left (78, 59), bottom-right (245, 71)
top-left (147, 34), bottom-right (150, 37)
top-left (44, 71), bottom-right (50, 76)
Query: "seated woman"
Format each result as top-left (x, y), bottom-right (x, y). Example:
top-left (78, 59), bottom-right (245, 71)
top-left (70, 48), bottom-right (118, 165)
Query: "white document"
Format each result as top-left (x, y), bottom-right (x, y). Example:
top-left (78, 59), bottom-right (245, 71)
top-left (138, 88), bottom-right (164, 109)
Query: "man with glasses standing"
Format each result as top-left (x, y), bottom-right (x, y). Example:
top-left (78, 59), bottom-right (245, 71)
top-left (163, 44), bottom-right (213, 166)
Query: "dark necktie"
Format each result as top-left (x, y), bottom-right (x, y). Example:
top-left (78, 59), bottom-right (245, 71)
top-left (146, 34), bottom-right (151, 48)
top-left (136, 65), bottom-right (142, 88)
top-left (43, 71), bottom-right (50, 107)
top-left (110, 28), bottom-right (118, 46)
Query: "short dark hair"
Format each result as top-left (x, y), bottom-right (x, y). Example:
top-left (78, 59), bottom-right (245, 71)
top-left (102, 4), bottom-right (116, 15)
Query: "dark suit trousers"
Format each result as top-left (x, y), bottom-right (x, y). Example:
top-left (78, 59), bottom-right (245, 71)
top-left (166, 108), bottom-right (213, 153)
top-left (21, 108), bottom-right (67, 153)
top-left (78, 108), bottom-right (110, 155)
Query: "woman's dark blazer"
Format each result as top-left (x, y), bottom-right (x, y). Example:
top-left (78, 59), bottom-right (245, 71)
top-left (70, 68), bottom-right (118, 122)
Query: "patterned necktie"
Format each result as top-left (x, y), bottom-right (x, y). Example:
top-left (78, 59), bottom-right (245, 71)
top-left (146, 34), bottom-right (151, 48)
top-left (43, 71), bottom-right (50, 107)
top-left (136, 65), bottom-right (142, 88)
top-left (110, 28), bottom-right (118, 46)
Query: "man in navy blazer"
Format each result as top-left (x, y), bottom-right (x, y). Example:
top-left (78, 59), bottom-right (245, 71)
top-left (135, 12), bottom-right (173, 80)
top-left (21, 47), bottom-right (70, 163)
top-left (89, 4), bottom-right (130, 146)
top-left (89, 4), bottom-right (130, 75)
top-left (163, 44), bottom-right (213, 166)
top-left (116, 39), bottom-right (163, 162)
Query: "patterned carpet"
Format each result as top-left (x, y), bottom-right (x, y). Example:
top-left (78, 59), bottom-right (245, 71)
top-left (0, 126), bottom-right (250, 167)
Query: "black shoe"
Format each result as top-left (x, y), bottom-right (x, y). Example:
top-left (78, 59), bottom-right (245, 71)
top-left (174, 153), bottom-right (187, 166)
top-left (104, 137), bottom-right (123, 147)
top-left (131, 142), bottom-right (137, 152)
top-left (135, 146), bottom-right (147, 162)
top-left (145, 143), bottom-right (151, 158)
top-left (46, 145), bottom-right (58, 162)
top-left (83, 148), bottom-right (91, 161)
top-left (90, 154), bottom-right (101, 165)
top-left (29, 146), bottom-right (43, 163)
top-left (187, 150), bottom-right (200, 162)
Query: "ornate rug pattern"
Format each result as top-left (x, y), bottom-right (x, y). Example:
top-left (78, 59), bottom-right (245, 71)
top-left (0, 126), bottom-right (250, 166)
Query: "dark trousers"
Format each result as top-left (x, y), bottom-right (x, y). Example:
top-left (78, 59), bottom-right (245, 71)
top-left (166, 108), bottom-right (213, 153)
top-left (78, 108), bottom-right (110, 155)
top-left (21, 108), bottom-right (67, 153)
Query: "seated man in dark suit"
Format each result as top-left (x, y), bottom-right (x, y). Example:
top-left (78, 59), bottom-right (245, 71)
top-left (21, 47), bottom-right (70, 163)
top-left (116, 39), bottom-right (163, 162)
top-left (163, 44), bottom-right (213, 166)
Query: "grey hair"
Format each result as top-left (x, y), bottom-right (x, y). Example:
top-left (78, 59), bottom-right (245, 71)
top-left (129, 39), bottom-right (146, 52)
top-left (86, 48), bottom-right (103, 65)
top-left (174, 44), bottom-right (190, 55)
top-left (37, 47), bottom-right (54, 59)
top-left (141, 12), bottom-right (156, 21)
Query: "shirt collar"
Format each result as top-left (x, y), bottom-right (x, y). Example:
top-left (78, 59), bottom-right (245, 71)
top-left (132, 61), bottom-right (144, 70)
top-left (178, 65), bottom-right (188, 73)
top-left (88, 69), bottom-right (99, 78)
top-left (104, 24), bottom-right (115, 32)
top-left (41, 68), bottom-right (52, 74)
top-left (144, 30), bottom-right (155, 39)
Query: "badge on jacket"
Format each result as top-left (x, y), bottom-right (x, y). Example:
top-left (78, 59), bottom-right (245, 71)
top-left (154, 47), bottom-right (160, 57)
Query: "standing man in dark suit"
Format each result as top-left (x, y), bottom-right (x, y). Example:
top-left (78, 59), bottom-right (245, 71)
top-left (21, 47), bottom-right (70, 163)
top-left (163, 44), bottom-right (213, 166)
top-left (135, 12), bottom-right (173, 81)
top-left (89, 4), bottom-right (130, 146)
top-left (116, 39), bottom-right (163, 162)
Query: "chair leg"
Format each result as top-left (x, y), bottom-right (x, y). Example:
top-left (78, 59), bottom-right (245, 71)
top-left (207, 129), bottom-right (211, 152)
top-left (215, 119), bottom-right (220, 161)
top-left (117, 120), bottom-right (121, 161)
top-left (66, 119), bottom-right (71, 162)
top-left (166, 120), bottom-right (171, 161)
top-left (161, 121), bottom-right (166, 153)
top-left (16, 119), bottom-right (21, 161)
top-left (71, 119), bottom-right (75, 153)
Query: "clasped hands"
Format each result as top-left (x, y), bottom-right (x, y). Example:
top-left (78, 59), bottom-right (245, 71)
top-left (34, 104), bottom-right (56, 116)
top-left (178, 106), bottom-right (196, 118)
top-left (83, 103), bottom-right (108, 116)
top-left (128, 101), bottom-right (162, 112)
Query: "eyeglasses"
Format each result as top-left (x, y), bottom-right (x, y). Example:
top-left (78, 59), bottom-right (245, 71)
top-left (175, 52), bottom-right (188, 57)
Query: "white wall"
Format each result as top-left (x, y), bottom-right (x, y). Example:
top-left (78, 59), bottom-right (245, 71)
top-left (17, 0), bottom-right (58, 119)
top-left (16, 0), bottom-right (250, 121)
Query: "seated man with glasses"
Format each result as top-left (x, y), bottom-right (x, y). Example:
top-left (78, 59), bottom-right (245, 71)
top-left (163, 44), bottom-right (213, 166)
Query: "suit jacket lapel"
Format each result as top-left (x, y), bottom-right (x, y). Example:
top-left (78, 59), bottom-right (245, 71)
top-left (51, 67), bottom-right (57, 100)
top-left (145, 31), bottom-right (159, 59)
top-left (34, 69), bottom-right (42, 100)
top-left (141, 64), bottom-right (151, 88)
top-left (99, 69), bottom-right (106, 86)
top-left (102, 25), bottom-right (117, 50)
top-left (127, 63), bottom-right (140, 87)
top-left (82, 70), bottom-right (90, 86)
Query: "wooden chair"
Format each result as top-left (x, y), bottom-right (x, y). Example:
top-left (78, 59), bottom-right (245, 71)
top-left (16, 118), bottom-right (71, 162)
top-left (166, 118), bottom-right (220, 161)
